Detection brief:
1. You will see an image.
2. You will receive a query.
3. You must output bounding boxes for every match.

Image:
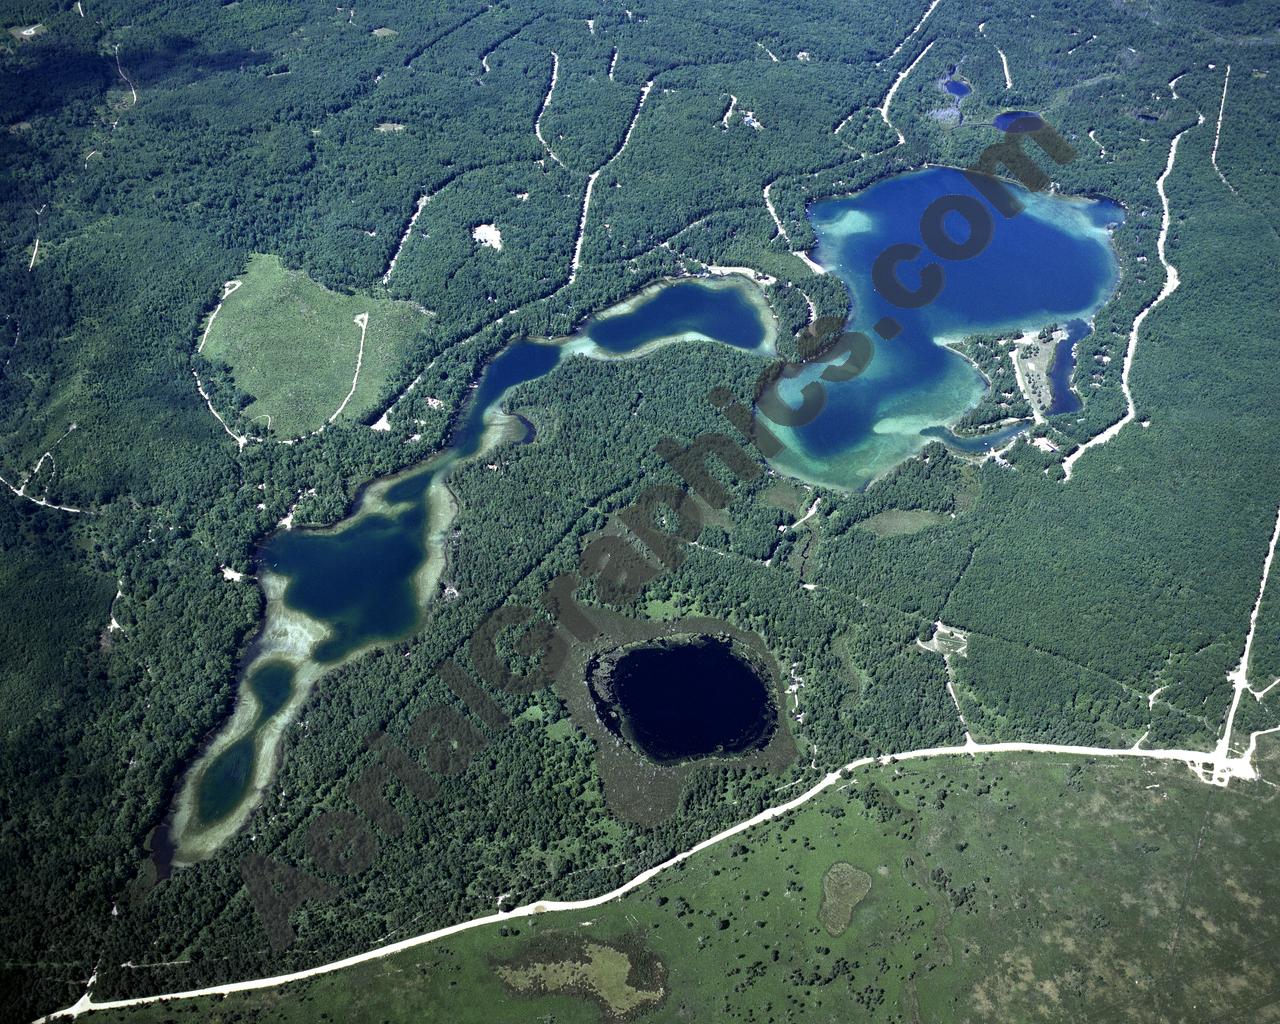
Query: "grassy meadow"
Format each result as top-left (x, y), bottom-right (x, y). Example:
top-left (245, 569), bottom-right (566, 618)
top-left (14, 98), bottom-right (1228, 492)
top-left (201, 255), bottom-right (426, 437)
top-left (95, 742), bottom-right (1280, 1024)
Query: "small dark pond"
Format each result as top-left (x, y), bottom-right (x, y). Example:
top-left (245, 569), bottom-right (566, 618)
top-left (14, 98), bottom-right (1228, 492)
top-left (941, 67), bottom-right (971, 98)
top-left (590, 637), bottom-right (776, 765)
top-left (993, 110), bottom-right (1044, 132)
top-left (1046, 318), bottom-right (1092, 416)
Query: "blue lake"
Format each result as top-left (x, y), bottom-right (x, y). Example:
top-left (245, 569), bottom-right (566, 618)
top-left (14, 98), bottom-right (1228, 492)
top-left (194, 660), bottom-right (295, 824)
top-left (171, 170), bottom-right (1123, 853)
top-left (767, 167), bottom-right (1122, 488)
top-left (587, 278), bottom-right (770, 353)
top-left (993, 110), bottom-right (1044, 132)
top-left (253, 280), bottom-right (766, 681)
top-left (1045, 318), bottom-right (1093, 417)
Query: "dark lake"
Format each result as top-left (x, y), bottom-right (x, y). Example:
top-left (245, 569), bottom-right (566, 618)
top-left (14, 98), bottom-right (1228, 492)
top-left (941, 67), bottom-right (971, 98)
top-left (592, 637), bottom-right (776, 764)
top-left (586, 278), bottom-right (769, 353)
top-left (1046, 318), bottom-right (1092, 416)
top-left (993, 110), bottom-right (1044, 131)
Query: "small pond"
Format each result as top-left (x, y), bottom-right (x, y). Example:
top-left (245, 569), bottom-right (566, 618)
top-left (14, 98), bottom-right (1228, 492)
top-left (589, 637), bottom-right (776, 765)
top-left (993, 110), bottom-right (1044, 132)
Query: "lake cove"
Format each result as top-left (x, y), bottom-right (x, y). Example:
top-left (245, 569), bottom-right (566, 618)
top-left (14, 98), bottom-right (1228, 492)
top-left (588, 636), bottom-right (777, 765)
top-left (766, 167), bottom-right (1122, 489)
top-left (161, 276), bottom-right (776, 866)
top-left (581, 277), bottom-right (774, 355)
top-left (1046, 317), bottom-right (1092, 416)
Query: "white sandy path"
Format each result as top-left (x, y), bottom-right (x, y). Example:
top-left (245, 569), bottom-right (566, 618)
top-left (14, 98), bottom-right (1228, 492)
top-left (1063, 114), bottom-right (1203, 480)
top-left (880, 0), bottom-right (941, 65)
top-left (1, 424), bottom-right (88, 514)
top-left (702, 264), bottom-right (776, 285)
top-left (1064, 34), bottom-right (1096, 57)
top-left (37, 506), bottom-right (1280, 1018)
top-left (608, 47), bottom-right (618, 81)
top-left (798, 289), bottom-right (817, 324)
top-left (328, 313), bottom-right (369, 424)
top-left (917, 634), bottom-right (974, 741)
top-left (113, 46), bottom-right (137, 106)
top-left (1169, 71), bottom-right (1187, 100)
top-left (0, 473), bottom-right (87, 517)
top-left (762, 179), bottom-right (791, 243)
top-left (19, 423), bottom-right (75, 492)
top-left (381, 195), bottom-right (429, 285)
top-left (193, 370), bottom-right (248, 449)
top-left (945, 673), bottom-right (971, 738)
top-left (1214, 504), bottom-right (1280, 769)
top-left (782, 496), bottom-right (821, 530)
top-left (756, 42), bottom-right (779, 63)
top-left (996, 47), bottom-right (1012, 90)
top-left (1211, 65), bottom-right (1237, 195)
top-left (720, 94), bottom-right (738, 128)
top-left (1088, 129), bottom-right (1105, 157)
top-left (28, 237), bottom-right (39, 272)
top-left (791, 248), bottom-right (826, 275)
top-left (534, 52), bottom-right (564, 167)
top-left (569, 172), bottom-right (603, 284)
top-left (879, 40), bottom-right (936, 146)
top-left (568, 80), bottom-right (653, 284)
top-left (198, 280), bottom-right (242, 353)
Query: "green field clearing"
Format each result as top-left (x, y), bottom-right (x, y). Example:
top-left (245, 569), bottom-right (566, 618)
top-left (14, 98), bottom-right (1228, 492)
top-left (95, 743), bottom-right (1280, 1024)
top-left (200, 254), bottom-right (426, 438)
top-left (857, 509), bottom-right (948, 538)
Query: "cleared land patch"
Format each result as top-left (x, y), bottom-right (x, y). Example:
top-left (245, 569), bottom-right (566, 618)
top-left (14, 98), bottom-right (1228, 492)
top-left (200, 254), bottom-right (425, 437)
top-left (857, 508), bottom-right (947, 537)
top-left (496, 937), bottom-right (664, 1019)
top-left (819, 861), bottom-right (872, 936)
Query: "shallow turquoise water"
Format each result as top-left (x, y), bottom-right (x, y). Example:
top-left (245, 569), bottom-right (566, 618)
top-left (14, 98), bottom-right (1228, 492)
top-left (768, 167), bottom-right (1122, 488)
top-left (195, 660), bottom-right (295, 824)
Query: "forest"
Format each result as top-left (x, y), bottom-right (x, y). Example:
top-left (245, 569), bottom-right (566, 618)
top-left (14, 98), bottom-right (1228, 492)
top-left (1, 0), bottom-right (1278, 1021)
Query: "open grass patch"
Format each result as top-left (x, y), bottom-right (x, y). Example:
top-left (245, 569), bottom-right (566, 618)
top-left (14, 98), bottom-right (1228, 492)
top-left (200, 254), bottom-right (425, 437)
top-left (857, 508), bottom-right (948, 537)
